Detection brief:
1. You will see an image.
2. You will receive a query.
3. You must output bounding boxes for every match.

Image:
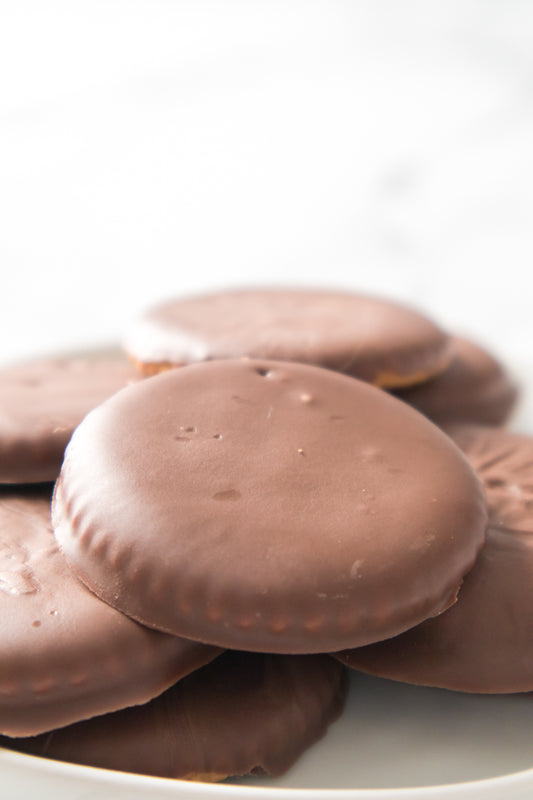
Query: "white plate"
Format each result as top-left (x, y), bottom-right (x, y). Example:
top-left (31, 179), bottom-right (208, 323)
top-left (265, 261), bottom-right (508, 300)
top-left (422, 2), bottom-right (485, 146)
top-left (1, 370), bottom-right (532, 800)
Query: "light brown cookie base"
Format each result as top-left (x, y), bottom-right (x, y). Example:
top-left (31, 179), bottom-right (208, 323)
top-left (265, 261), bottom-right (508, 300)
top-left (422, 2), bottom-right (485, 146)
top-left (395, 336), bottom-right (518, 425)
top-left (130, 354), bottom-right (453, 389)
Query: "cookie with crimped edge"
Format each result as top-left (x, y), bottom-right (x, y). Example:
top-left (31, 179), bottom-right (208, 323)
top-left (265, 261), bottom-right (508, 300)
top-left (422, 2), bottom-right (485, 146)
top-left (3, 651), bottom-right (347, 781)
top-left (0, 486), bottom-right (220, 737)
top-left (123, 288), bottom-right (452, 388)
top-left (335, 425), bottom-right (533, 693)
top-left (0, 354), bottom-right (139, 484)
top-left (53, 359), bottom-right (487, 654)
top-left (395, 336), bottom-right (518, 426)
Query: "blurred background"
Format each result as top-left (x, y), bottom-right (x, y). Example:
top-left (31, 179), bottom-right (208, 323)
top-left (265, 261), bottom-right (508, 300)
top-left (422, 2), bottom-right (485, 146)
top-left (1, 0), bottom-right (532, 369)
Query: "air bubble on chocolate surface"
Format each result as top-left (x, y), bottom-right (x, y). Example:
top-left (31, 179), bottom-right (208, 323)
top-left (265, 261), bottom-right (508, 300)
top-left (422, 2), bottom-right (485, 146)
top-left (0, 567), bottom-right (39, 596)
top-left (350, 560), bottom-right (364, 579)
top-left (362, 446), bottom-right (383, 460)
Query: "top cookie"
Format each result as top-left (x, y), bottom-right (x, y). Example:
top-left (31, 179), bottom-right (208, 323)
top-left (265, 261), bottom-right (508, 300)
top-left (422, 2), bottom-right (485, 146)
top-left (123, 289), bottom-right (451, 388)
top-left (0, 355), bottom-right (139, 484)
top-left (53, 359), bottom-right (487, 654)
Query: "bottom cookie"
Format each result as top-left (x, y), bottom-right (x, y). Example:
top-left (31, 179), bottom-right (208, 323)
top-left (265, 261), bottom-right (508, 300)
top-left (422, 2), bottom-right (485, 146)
top-left (335, 425), bottom-right (533, 693)
top-left (395, 336), bottom-right (518, 426)
top-left (3, 652), bottom-right (348, 781)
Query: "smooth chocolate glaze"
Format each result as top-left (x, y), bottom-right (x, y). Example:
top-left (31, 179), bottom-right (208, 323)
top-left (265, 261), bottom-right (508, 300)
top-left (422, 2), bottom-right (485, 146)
top-left (0, 356), bottom-right (139, 483)
top-left (53, 359), bottom-right (487, 653)
top-left (395, 336), bottom-right (518, 426)
top-left (3, 652), bottom-right (348, 781)
top-left (336, 425), bottom-right (533, 693)
top-left (123, 288), bottom-right (451, 387)
top-left (0, 487), bottom-right (220, 736)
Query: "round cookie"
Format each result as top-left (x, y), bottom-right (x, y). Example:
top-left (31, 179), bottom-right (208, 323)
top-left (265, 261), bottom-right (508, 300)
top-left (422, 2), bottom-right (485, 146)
top-left (395, 336), bottom-right (518, 426)
top-left (0, 487), bottom-right (220, 736)
top-left (3, 652), bottom-right (347, 781)
top-left (335, 425), bottom-right (533, 693)
top-left (0, 355), bottom-right (140, 484)
top-left (123, 289), bottom-right (451, 388)
top-left (53, 359), bottom-right (487, 654)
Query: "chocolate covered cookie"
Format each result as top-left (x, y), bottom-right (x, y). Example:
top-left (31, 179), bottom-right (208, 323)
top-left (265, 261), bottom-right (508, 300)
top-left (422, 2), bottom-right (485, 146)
top-left (0, 487), bottom-right (220, 736)
top-left (396, 336), bottom-right (518, 426)
top-left (123, 289), bottom-right (451, 387)
top-left (3, 652), bottom-right (347, 781)
top-left (53, 359), bottom-right (487, 654)
top-left (0, 355), bottom-right (139, 483)
top-left (336, 426), bottom-right (533, 693)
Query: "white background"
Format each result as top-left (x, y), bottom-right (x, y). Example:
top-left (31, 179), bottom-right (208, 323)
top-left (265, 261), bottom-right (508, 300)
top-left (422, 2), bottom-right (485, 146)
top-left (1, 0), bottom-right (532, 367)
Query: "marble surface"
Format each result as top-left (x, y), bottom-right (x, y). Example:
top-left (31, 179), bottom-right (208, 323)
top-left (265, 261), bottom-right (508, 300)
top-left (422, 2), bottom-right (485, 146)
top-left (1, 0), bottom-right (532, 368)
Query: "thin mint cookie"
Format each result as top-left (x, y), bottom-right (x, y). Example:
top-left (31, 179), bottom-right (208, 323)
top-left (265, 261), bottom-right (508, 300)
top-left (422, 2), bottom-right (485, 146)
top-left (123, 289), bottom-right (451, 387)
top-left (3, 652), bottom-right (347, 781)
top-left (0, 355), bottom-right (139, 483)
top-left (336, 426), bottom-right (533, 693)
top-left (0, 487), bottom-right (220, 736)
top-left (396, 337), bottom-right (518, 426)
top-left (53, 359), bottom-right (487, 653)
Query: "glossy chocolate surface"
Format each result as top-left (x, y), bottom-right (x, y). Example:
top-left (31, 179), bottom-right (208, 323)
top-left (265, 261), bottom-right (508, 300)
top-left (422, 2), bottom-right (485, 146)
top-left (0, 487), bottom-right (220, 736)
top-left (4, 652), bottom-right (347, 781)
top-left (0, 356), bottom-right (139, 483)
top-left (53, 359), bottom-right (487, 653)
top-left (123, 289), bottom-right (451, 387)
top-left (336, 426), bottom-right (533, 693)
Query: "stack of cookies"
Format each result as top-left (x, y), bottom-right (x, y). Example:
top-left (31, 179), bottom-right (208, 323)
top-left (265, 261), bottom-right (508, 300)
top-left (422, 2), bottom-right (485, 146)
top-left (0, 288), bottom-right (527, 782)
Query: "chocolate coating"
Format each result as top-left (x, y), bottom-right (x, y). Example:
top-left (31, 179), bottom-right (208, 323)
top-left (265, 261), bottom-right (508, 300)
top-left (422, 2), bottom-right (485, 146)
top-left (123, 289), bottom-right (451, 387)
top-left (0, 355), bottom-right (139, 483)
top-left (3, 652), bottom-right (347, 781)
top-left (53, 359), bottom-right (487, 653)
top-left (0, 487), bottom-right (220, 736)
top-left (336, 426), bottom-right (533, 693)
top-left (395, 336), bottom-right (518, 426)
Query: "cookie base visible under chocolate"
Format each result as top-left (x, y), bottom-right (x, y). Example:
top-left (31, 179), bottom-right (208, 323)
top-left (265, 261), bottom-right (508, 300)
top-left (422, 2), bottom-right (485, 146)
top-left (123, 288), bottom-right (452, 388)
top-left (395, 336), bottom-right (518, 426)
